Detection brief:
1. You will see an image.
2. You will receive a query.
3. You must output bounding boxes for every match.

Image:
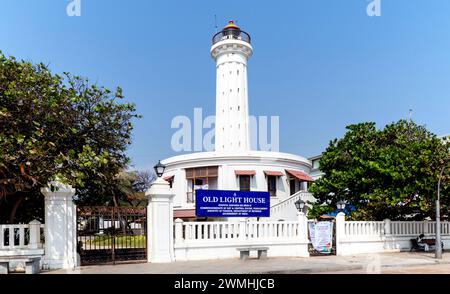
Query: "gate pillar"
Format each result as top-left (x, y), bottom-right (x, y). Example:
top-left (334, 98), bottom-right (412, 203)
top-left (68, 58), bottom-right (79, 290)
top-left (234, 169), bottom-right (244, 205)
top-left (41, 181), bottom-right (77, 270)
top-left (297, 211), bottom-right (310, 257)
top-left (146, 177), bottom-right (175, 263)
top-left (335, 211), bottom-right (346, 256)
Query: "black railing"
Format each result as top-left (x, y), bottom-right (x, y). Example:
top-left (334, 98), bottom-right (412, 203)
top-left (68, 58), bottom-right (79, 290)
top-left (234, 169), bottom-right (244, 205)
top-left (212, 28), bottom-right (251, 45)
top-left (77, 206), bottom-right (147, 265)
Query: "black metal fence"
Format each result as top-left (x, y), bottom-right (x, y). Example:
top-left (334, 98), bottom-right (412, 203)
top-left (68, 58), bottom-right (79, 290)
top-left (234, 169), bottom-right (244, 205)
top-left (77, 206), bottom-right (147, 265)
top-left (212, 28), bottom-right (251, 45)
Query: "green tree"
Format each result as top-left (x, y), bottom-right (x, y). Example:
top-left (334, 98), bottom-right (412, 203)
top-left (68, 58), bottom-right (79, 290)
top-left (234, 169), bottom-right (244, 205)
top-left (75, 170), bottom-right (155, 207)
top-left (0, 53), bottom-right (140, 223)
top-left (309, 120), bottom-right (449, 221)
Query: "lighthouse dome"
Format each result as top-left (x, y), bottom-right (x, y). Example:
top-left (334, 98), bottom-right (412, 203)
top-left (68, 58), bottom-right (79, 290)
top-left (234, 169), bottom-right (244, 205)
top-left (223, 20), bottom-right (240, 30)
top-left (212, 20), bottom-right (251, 45)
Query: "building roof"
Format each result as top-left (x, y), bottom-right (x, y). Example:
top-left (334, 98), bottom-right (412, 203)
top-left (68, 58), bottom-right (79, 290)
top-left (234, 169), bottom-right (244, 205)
top-left (286, 169), bottom-right (314, 182)
top-left (264, 170), bottom-right (284, 176)
top-left (308, 154), bottom-right (323, 161)
top-left (174, 209), bottom-right (196, 219)
top-left (235, 170), bottom-right (256, 176)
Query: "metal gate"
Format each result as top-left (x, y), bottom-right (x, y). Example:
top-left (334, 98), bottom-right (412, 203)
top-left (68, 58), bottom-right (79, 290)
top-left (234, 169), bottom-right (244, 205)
top-left (77, 206), bottom-right (147, 265)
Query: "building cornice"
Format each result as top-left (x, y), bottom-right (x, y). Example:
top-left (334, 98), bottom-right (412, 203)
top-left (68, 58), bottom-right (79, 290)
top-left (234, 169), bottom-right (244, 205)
top-left (162, 151), bottom-right (312, 170)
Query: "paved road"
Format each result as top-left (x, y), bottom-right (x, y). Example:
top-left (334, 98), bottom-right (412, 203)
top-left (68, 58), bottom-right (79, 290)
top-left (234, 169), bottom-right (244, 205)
top-left (45, 252), bottom-right (450, 274)
top-left (318, 263), bottom-right (450, 274)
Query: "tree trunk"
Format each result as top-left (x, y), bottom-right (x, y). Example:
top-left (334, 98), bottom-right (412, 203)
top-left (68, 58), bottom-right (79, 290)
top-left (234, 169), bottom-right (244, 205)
top-left (9, 193), bottom-right (25, 224)
top-left (112, 193), bottom-right (119, 207)
top-left (111, 193), bottom-right (127, 234)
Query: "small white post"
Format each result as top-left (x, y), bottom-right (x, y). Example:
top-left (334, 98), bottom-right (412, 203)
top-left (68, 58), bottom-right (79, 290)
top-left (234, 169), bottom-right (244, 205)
top-left (239, 219), bottom-right (247, 241)
top-left (296, 211), bottom-right (310, 257)
top-left (335, 211), bottom-right (346, 256)
top-left (0, 225), bottom-right (4, 249)
top-left (175, 218), bottom-right (184, 245)
top-left (423, 220), bottom-right (429, 235)
top-left (297, 211), bottom-right (308, 243)
top-left (28, 220), bottom-right (42, 249)
top-left (146, 177), bottom-right (175, 263)
top-left (384, 219), bottom-right (391, 236)
top-left (41, 181), bottom-right (77, 270)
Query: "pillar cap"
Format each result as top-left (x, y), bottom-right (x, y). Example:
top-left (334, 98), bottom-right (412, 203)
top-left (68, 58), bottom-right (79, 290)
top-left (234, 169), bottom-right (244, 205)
top-left (40, 181), bottom-right (76, 197)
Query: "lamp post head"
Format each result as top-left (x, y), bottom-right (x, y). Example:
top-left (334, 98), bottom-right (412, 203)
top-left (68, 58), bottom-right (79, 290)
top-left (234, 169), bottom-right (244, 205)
top-left (154, 160), bottom-right (166, 178)
top-left (295, 199), bottom-right (306, 213)
top-left (337, 200), bottom-right (346, 212)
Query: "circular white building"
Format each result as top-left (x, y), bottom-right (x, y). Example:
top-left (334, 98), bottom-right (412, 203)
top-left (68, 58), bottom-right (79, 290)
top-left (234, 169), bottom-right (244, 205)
top-left (162, 21), bottom-right (315, 220)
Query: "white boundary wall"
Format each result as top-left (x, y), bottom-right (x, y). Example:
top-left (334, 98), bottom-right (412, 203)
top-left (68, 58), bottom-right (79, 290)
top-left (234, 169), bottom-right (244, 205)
top-left (0, 221), bottom-right (44, 256)
top-left (174, 219), bottom-right (309, 261)
top-left (0, 221), bottom-right (45, 271)
top-left (337, 218), bottom-right (450, 255)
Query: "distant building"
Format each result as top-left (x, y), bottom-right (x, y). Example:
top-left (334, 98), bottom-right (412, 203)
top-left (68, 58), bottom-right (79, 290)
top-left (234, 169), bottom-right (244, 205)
top-left (309, 155), bottom-right (324, 180)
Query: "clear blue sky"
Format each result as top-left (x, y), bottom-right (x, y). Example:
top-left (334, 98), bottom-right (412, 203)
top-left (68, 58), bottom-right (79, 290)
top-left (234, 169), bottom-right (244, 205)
top-left (1, 0), bottom-right (449, 171)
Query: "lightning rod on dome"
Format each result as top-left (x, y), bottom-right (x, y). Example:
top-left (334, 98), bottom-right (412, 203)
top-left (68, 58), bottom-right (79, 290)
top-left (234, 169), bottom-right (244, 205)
top-left (214, 14), bottom-right (218, 33)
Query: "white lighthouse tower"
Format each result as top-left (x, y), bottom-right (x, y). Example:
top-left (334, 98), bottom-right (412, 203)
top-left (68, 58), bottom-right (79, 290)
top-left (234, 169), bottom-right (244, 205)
top-left (211, 21), bottom-right (253, 152)
top-left (161, 21), bottom-right (315, 221)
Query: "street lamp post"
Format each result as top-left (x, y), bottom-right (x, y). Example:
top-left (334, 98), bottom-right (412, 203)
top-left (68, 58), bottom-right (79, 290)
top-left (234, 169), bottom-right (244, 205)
top-left (295, 199), bottom-right (308, 244)
top-left (435, 165), bottom-right (445, 259)
top-left (154, 160), bottom-right (166, 178)
top-left (295, 199), bottom-right (306, 214)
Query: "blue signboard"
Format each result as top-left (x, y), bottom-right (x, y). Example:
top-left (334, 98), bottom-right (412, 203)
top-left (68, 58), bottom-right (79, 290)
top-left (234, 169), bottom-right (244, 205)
top-left (196, 190), bottom-right (270, 218)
